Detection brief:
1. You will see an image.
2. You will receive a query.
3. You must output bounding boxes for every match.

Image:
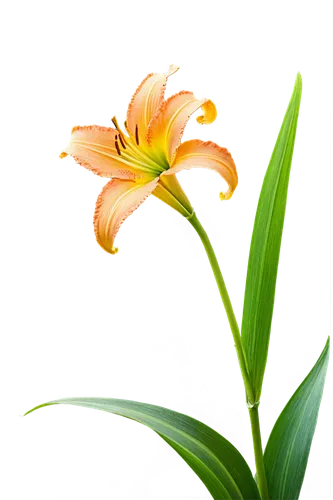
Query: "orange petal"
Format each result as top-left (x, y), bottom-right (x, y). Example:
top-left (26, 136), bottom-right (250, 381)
top-left (153, 174), bottom-right (193, 217)
top-left (147, 92), bottom-right (216, 164)
top-left (60, 125), bottom-right (149, 181)
top-left (196, 99), bottom-right (217, 124)
top-left (94, 178), bottom-right (159, 254)
top-left (164, 140), bottom-right (238, 200)
top-left (126, 65), bottom-right (179, 144)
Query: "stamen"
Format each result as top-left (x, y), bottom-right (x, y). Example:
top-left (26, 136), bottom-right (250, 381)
top-left (118, 133), bottom-right (126, 149)
top-left (135, 124), bottom-right (140, 146)
top-left (121, 120), bottom-right (130, 136)
top-left (115, 140), bottom-right (121, 156)
top-left (112, 116), bottom-right (121, 131)
top-left (111, 116), bottom-right (126, 149)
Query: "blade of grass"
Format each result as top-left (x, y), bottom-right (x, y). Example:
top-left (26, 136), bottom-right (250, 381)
top-left (24, 395), bottom-right (260, 500)
top-left (240, 72), bottom-right (305, 404)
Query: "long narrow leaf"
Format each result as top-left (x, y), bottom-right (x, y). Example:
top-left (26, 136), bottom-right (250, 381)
top-left (25, 398), bottom-right (260, 500)
top-left (241, 73), bottom-right (302, 402)
top-left (264, 337), bottom-right (330, 499)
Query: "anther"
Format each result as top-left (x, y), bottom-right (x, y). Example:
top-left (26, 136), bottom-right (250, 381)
top-left (111, 116), bottom-right (119, 130)
top-left (122, 120), bottom-right (129, 135)
top-left (135, 124), bottom-right (140, 146)
top-left (115, 140), bottom-right (121, 156)
top-left (118, 133), bottom-right (126, 149)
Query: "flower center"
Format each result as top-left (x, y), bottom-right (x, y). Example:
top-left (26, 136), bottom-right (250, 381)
top-left (112, 116), bottom-right (168, 177)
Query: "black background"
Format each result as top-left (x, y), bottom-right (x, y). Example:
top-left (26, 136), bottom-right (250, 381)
top-left (15, 54), bottom-right (329, 498)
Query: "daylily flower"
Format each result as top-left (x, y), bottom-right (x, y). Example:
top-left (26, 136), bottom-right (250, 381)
top-left (60, 66), bottom-right (238, 254)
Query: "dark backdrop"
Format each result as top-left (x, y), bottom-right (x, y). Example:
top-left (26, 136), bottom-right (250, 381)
top-left (16, 55), bottom-right (329, 498)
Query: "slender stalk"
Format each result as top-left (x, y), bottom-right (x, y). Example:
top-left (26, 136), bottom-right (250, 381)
top-left (185, 210), bottom-right (253, 403)
top-left (249, 407), bottom-right (269, 499)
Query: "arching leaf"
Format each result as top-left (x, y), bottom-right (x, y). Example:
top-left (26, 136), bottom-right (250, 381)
top-left (25, 398), bottom-right (260, 500)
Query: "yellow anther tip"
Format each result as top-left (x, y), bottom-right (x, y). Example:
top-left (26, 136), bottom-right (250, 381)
top-left (110, 246), bottom-right (119, 255)
top-left (219, 192), bottom-right (226, 201)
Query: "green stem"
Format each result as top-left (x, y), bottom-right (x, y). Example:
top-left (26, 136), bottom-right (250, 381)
top-left (249, 407), bottom-right (269, 499)
top-left (185, 210), bottom-right (253, 402)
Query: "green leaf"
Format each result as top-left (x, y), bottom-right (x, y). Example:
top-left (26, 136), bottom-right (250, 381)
top-left (264, 337), bottom-right (330, 499)
top-left (241, 73), bottom-right (302, 402)
top-left (25, 398), bottom-right (260, 500)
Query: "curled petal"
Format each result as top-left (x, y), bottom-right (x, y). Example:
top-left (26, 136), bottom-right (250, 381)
top-left (164, 140), bottom-right (238, 200)
top-left (196, 99), bottom-right (217, 124)
top-left (94, 178), bottom-right (159, 254)
top-left (147, 92), bottom-right (216, 164)
top-left (60, 125), bottom-right (147, 181)
top-left (59, 152), bottom-right (67, 159)
top-left (126, 65), bottom-right (179, 143)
